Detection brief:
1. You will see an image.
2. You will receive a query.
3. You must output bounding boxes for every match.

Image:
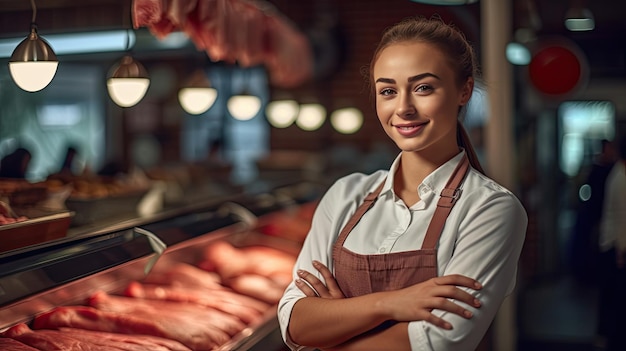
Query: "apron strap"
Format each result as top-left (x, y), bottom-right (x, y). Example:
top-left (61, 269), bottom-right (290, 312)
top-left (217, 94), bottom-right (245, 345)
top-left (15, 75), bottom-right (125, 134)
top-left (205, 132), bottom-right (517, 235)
top-left (421, 154), bottom-right (470, 249)
top-left (334, 180), bottom-right (385, 247)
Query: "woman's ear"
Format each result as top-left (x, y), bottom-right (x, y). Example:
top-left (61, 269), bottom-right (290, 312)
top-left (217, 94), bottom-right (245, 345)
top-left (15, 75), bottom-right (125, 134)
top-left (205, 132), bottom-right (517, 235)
top-left (459, 77), bottom-right (474, 106)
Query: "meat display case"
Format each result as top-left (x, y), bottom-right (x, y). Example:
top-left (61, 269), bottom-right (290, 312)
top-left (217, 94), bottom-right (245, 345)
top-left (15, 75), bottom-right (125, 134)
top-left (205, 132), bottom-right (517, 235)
top-left (0, 181), bottom-right (323, 350)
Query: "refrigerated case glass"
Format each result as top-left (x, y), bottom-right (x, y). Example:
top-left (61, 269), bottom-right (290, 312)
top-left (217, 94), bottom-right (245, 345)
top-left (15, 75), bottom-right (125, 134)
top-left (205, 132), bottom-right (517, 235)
top-left (181, 66), bottom-right (270, 186)
top-left (0, 64), bottom-right (106, 181)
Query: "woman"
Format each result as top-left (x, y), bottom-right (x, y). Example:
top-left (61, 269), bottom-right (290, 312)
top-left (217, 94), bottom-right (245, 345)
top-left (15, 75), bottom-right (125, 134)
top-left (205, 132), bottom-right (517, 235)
top-left (277, 16), bottom-right (527, 351)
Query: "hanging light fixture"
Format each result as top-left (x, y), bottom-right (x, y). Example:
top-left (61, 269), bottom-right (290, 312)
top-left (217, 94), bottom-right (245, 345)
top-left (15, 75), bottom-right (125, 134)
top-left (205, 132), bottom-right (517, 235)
top-left (227, 93), bottom-right (262, 121)
top-left (266, 99), bottom-right (299, 128)
top-left (330, 107), bottom-right (363, 134)
top-left (296, 103), bottom-right (326, 131)
top-left (8, 0), bottom-right (58, 92)
top-left (564, 0), bottom-right (595, 31)
top-left (506, 0), bottom-right (540, 66)
top-left (107, 55), bottom-right (150, 107)
top-left (227, 67), bottom-right (262, 121)
top-left (178, 69), bottom-right (217, 115)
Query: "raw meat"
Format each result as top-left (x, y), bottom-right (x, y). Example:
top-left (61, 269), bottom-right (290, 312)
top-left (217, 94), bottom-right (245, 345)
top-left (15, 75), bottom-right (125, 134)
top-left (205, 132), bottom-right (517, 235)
top-left (57, 328), bottom-right (191, 351)
top-left (88, 291), bottom-right (246, 337)
top-left (258, 201), bottom-right (317, 243)
top-left (131, 0), bottom-right (313, 88)
top-left (131, 0), bottom-right (163, 29)
top-left (124, 281), bottom-right (268, 324)
top-left (1, 323), bottom-right (103, 350)
top-left (199, 241), bottom-right (296, 286)
top-left (2, 323), bottom-right (188, 350)
top-left (33, 305), bottom-right (227, 351)
top-left (225, 274), bottom-right (286, 304)
top-left (164, 0), bottom-right (197, 27)
top-left (0, 337), bottom-right (39, 351)
top-left (143, 262), bottom-right (223, 290)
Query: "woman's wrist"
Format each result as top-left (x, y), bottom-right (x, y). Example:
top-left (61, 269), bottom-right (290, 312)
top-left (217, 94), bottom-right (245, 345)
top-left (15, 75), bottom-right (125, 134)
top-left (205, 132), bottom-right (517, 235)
top-left (370, 291), bottom-right (394, 322)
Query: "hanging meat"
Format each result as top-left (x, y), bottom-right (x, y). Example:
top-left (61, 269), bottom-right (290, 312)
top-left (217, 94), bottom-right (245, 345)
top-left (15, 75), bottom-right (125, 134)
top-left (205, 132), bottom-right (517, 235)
top-left (132, 0), bottom-right (314, 88)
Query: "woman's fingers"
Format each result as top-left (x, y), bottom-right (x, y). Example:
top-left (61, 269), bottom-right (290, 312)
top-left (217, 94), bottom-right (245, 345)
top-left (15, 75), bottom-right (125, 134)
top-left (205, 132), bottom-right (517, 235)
top-left (312, 261), bottom-right (345, 298)
top-left (295, 262), bottom-right (346, 299)
top-left (385, 274), bottom-right (483, 325)
top-left (434, 284), bottom-right (482, 309)
top-left (433, 274), bottom-right (482, 291)
top-left (295, 278), bottom-right (318, 297)
top-left (297, 269), bottom-right (331, 297)
top-left (429, 296), bottom-right (476, 320)
top-left (423, 312), bottom-right (454, 330)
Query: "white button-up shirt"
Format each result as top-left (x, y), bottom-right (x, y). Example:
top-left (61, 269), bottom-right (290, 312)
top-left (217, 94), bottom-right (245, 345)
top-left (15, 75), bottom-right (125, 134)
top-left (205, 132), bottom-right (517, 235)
top-left (599, 161), bottom-right (626, 253)
top-left (278, 151), bottom-right (528, 351)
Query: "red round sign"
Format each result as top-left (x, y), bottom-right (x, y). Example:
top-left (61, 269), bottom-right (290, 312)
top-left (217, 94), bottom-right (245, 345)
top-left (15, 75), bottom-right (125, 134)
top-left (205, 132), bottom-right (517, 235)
top-left (528, 44), bottom-right (584, 96)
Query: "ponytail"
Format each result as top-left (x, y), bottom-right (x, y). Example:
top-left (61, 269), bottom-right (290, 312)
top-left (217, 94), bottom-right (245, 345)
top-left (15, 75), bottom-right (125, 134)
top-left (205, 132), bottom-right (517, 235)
top-left (457, 121), bottom-right (485, 175)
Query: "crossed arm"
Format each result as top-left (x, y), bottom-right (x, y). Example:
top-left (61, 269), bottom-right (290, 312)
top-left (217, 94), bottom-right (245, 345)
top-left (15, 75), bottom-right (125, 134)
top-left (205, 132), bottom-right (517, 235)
top-left (287, 260), bottom-right (482, 350)
top-left (279, 174), bottom-right (527, 350)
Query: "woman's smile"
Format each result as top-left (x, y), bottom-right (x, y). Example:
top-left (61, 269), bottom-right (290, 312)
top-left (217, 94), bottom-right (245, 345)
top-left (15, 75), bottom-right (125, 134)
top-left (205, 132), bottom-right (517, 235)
top-left (394, 121), bottom-right (428, 137)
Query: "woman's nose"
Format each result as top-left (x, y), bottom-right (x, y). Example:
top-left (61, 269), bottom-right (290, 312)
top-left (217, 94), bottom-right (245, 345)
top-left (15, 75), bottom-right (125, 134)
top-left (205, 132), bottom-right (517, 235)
top-left (395, 93), bottom-right (416, 117)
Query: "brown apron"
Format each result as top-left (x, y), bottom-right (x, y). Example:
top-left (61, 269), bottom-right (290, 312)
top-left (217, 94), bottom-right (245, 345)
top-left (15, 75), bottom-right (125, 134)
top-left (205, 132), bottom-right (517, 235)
top-left (331, 154), bottom-right (491, 349)
top-left (332, 154), bottom-right (470, 295)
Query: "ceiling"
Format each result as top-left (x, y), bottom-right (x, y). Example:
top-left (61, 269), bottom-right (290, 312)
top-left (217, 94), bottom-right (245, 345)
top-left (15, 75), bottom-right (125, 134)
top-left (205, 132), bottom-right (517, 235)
top-left (0, 0), bottom-right (623, 77)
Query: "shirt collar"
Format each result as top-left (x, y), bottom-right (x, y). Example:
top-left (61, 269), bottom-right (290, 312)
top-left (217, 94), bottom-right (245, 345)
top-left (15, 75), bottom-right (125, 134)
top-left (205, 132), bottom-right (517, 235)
top-left (382, 149), bottom-right (467, 199)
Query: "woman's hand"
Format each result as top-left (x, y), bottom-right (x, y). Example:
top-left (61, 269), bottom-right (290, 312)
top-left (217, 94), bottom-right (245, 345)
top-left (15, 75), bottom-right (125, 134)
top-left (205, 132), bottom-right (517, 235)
top-left (382, 274), bottom-right (482, 330)
top-left (295, 262), bottom-right (481, 330)
top-left (295, 261), bottom-right (345, 299)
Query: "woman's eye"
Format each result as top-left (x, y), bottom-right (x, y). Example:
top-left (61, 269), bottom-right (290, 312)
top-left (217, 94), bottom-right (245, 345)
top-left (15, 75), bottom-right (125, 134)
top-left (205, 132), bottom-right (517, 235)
top-left (379, 88), bottom-right (395, 96)
top-left (416, 85), bottom-right (433, 93)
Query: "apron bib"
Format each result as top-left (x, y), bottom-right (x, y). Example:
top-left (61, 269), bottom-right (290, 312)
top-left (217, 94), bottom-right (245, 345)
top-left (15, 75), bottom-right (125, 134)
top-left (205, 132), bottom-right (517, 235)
top-left (330, 154), bottom-right (492, 350)
top-left (332, 154), bottom-right (470, 295)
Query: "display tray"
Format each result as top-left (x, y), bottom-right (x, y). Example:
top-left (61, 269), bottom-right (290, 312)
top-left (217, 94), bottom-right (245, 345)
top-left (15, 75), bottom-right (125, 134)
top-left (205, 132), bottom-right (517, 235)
top-left (0, 219), bottom-right (299, 350)
top-left (65, 190), bottom-right (148, 226)
top-left (0, 226), bottom-right (166, 328)
top-left (0, 209), bottom-right (72, 253)
top-left (0, 178), bottom-right (48, 207)
top-left (139, 227), bottom-right (301, 351)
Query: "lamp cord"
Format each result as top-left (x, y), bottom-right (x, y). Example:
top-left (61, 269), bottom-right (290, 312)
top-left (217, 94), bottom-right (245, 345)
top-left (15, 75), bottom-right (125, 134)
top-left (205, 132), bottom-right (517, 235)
top-left (30, 0), bottom-right (37, 24)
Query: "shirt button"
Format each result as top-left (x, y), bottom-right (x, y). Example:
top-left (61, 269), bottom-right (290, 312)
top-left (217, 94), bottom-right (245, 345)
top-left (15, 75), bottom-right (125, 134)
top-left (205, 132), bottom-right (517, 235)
top-left (379, 247), bottom-right (386, 253)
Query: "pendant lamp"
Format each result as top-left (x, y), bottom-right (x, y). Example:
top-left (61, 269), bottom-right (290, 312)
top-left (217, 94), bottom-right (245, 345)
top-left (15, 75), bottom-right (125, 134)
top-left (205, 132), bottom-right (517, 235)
top-left (330, 107), bottom-right (363, 134)
top-left (8, 0), bottom-right (58, 92)
top-left (266, 99), bottom-right (299, 128)
top-left (178, 69), bottom-right (217, 115)
top-left (295, 103), bottom-right (326, 131)
top-left (227, 68), bottom-right (262, 121)
top-left (564, 0), bottom-right (595, 32)
top-left (107, 55), bottom-right (150, 108)
top-left (227, 93), bottom-right (262, 121)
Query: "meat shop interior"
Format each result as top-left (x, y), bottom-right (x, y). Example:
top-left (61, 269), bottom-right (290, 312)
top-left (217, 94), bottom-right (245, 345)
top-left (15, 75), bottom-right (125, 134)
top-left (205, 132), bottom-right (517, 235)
top-left (0, 0), bottom-right (624, 350)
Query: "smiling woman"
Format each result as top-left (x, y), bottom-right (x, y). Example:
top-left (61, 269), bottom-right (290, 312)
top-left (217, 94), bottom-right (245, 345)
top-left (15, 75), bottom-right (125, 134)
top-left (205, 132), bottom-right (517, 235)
top-left (277, 16), bottom-right (527, 351)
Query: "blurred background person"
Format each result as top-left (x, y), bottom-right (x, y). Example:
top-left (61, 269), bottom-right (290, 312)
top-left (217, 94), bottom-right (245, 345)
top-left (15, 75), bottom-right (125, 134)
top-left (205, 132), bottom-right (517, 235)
top-left (570, 139), bottom-right (617, 283)
top-left (0, 147), bottom-right (32, 179)
top-left (597, 135), bottom-right (626, 351)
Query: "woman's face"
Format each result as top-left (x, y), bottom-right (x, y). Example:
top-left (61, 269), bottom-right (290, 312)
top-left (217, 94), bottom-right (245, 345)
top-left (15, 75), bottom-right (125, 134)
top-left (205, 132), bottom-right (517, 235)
top-left (373, 41), bottom-right (472, 158)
